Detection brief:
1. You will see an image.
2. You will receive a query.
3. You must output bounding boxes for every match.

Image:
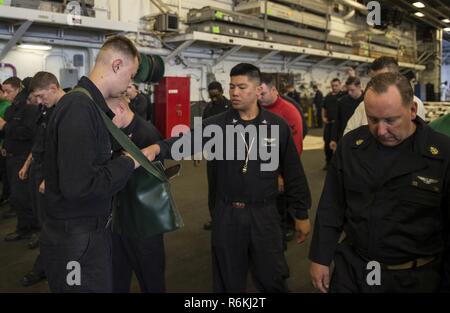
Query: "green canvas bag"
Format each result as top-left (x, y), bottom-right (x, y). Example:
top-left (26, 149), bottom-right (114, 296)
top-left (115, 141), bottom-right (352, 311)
top-left (70, 87), bottom-right (183, 238)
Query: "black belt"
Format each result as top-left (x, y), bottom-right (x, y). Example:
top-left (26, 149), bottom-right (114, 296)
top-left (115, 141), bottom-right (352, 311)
top-left (45, 216), bottom-right (111, 234)
top-left (223, 196), bottom-right (276, 209)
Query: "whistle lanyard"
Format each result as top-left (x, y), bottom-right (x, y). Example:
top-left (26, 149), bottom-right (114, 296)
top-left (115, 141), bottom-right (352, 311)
top-left (239, 132), bottom-right (255, 174)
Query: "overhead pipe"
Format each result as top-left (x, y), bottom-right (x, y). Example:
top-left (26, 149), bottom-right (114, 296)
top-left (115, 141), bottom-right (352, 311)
top-left (335, 0), bottom-right (368, 14)
top-left (0, 63), bottom-right (17, 77)
top-left (337, 0), bottom-right (383, 35)
top-left (342, 9), bottom-right (356, 21)
top-left (150, 0), bottom-right (166, 14)
top-left (149, 0), bottom-right (173, 14)
top-left (178, 56), bottom-right (212, 102)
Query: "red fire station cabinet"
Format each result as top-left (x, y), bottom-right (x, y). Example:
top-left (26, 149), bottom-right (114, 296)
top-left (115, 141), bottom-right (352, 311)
top-left (154, 76), bottom-right (191, 138)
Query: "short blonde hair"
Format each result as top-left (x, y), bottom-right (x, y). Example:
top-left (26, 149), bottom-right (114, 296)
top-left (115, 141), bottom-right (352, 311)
top-left (99, 35), bottom-right (140, 63)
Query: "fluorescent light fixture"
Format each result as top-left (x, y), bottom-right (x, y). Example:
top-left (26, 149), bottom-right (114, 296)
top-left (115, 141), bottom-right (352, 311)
top-left (414, 12), bottom-right (425, 17)
top-left (413, 2), bottom-right (425, 8)
top-left (444, 27), bottom-right (450, 32)
top-left (442, 19), bottom-right (450, 23)
top-left (18, 44), bottom-right (52, 51)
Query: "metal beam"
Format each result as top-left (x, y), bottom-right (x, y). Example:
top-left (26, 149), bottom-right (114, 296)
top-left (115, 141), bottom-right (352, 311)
top-left (422, 3), bottom-right (448, 21)
top-left (396, 0), bottom-right (447, 28)
top-left (418, 52), bottom-right (435, 65)
top-left (356, 63), bottom-right (368, 71)
top-left (213, 45), bottom-right (242, 66)
top-left (379, 0), bottom-right (441, 29)
top-left (253, 50), bottom-right (279, 66)
top-left (0, 6), bottom-right (137, 32)
top-left (149, 0), bottom-right (173, 14)
top-left (400, 68), bottom-right (409, 73)
top-left (336, 60), bottom-right (352, 69)
top-left (179, 31), bottom-right (375, 63)
top-left (317, 57), bottom-right (332, 66)
top-left (431, 0), bottom-right (450, 18)
top-left (164, 32), bottom-right (425, 70)
top-left (0, 20), bottom-right (32, 62)
top-left (308, 57), bottom-right (332, 70)
top-left (286, 54), bottom-right (309, 68)
top-left (417, 48), bottom-right (434, 64)
top-left (417, 51), bottom-right (429, 63)
top-left (164, 40), bottom-right (195, 62)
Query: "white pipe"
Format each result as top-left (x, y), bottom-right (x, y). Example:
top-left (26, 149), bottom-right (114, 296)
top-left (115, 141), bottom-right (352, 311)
top-left (342, 9), bottom-right (355, 21)
top-left (108, 0), bottom-right (120, 21)
top-left (368, 28), bottom-right (386, 35)
top-left (179, 57), bottom-right (208, 101)
top-left (87, 48), bottom-right (96, 72)
top-left (119, 0), bottom-right (124, 22)
top-left (118, 0), bottom-right (122, 22)
top-left (150, 0), bottom-right (168, 14)
top-left (336, 0), bottom-right (368, 13)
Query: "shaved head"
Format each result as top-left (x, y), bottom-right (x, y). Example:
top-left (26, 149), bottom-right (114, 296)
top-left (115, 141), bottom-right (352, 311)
top-left (96, 35), bottom-right (140, 65)
top-left (90, 35), bottom-right (140, 99)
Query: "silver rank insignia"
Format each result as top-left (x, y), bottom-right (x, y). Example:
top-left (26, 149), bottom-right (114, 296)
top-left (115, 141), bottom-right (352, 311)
top-left (417, 176), bottom-right (439, 185)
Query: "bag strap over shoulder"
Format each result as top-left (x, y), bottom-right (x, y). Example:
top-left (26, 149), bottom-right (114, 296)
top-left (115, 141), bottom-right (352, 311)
top-left (69, 87), bottom-right (167, 183)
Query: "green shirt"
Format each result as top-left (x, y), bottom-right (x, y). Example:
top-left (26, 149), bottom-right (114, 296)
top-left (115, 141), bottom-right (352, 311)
top-left (0, 100), bottom-right (10, 119)
top-left (0, 100), bottom-right (10, 147)
top-left (429, 113), bottom-right (450, 138)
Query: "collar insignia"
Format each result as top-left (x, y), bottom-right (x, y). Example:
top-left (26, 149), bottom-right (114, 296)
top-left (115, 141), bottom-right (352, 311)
top-left (430, 146), bottom-right (439, 155)
top-left (417, 176), bottom-right (439, 185)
